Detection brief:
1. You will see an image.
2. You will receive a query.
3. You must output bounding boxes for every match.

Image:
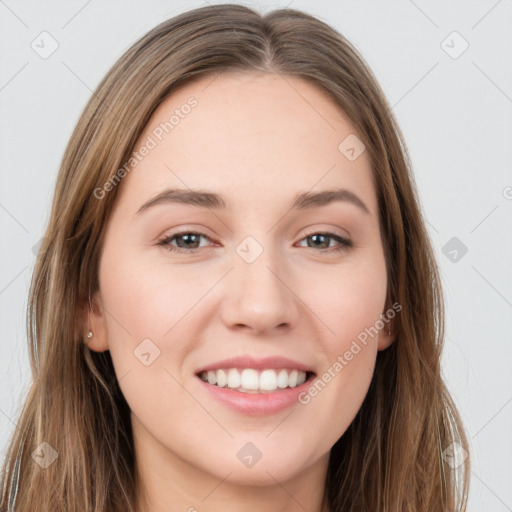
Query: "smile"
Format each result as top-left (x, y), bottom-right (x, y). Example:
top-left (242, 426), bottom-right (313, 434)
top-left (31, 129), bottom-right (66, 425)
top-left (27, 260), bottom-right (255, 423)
top-left (198, 368), bottom-right (312, 393)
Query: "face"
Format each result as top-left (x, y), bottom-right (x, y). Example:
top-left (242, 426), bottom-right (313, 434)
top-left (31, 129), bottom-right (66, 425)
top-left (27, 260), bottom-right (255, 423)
top-left (86, 72), bottom-right (394, 493)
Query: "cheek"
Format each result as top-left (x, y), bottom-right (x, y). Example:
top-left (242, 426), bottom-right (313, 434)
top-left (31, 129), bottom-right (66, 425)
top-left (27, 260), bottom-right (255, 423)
top-left (97, 250), bottom-right (208, 422)
top-left (310, 260), bottom-right (387, 345)
top-left (99, 246), bottom-right (205, 338)
top-left (299, 259), bottom-right (386, 429)
top-left (98, 246), bottom-right (224, 390)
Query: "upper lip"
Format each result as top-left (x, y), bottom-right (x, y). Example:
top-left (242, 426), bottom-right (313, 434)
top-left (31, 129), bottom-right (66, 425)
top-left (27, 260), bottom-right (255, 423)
top-left (195, 355), bottom-right (315, 375)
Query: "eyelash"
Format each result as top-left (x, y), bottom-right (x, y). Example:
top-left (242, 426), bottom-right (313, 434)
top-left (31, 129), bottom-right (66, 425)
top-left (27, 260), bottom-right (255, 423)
top-left (157, 230), bottom-right (353, 254)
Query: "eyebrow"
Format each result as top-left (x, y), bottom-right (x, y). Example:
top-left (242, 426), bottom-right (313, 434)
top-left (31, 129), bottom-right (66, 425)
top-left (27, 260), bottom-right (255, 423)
top-left (135, 187), bottom-right (371, 215)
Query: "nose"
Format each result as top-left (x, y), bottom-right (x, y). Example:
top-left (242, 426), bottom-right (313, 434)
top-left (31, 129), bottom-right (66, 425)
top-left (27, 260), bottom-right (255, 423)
top-left (219, 247), bottom-right (300, 335)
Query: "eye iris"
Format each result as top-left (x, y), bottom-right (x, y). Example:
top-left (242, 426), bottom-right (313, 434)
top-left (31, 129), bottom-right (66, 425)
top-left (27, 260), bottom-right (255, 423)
top-left (308, 234), bottom-right (330, 249)
top-left (176, 233), bottom-right (200, 249)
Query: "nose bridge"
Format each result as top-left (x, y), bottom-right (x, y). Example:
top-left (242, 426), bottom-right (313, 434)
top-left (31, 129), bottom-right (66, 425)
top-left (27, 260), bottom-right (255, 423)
top-left (220, 235), bottom-right (299, 333)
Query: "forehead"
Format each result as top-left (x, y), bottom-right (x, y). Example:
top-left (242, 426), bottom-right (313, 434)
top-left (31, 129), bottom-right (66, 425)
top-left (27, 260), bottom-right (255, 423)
top-left (115, 72), bottom-right (376, 215)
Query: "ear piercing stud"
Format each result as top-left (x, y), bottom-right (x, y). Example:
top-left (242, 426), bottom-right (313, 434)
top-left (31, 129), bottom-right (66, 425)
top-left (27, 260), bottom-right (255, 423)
top-left (86, 331), bottom-right (93, 339)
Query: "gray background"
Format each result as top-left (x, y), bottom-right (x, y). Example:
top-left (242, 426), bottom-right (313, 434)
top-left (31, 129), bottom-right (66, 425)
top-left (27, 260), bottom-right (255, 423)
top-left (1, 1), bottom-right (511, 510)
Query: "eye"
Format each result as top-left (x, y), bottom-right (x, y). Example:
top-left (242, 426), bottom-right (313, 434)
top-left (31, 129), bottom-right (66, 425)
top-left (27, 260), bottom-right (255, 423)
top-left (158, 231), bottom-right (214, 252)
top-left (296, 231), bottom-right (352, 253)
top-left (158, 230), bottom-right (352, 254)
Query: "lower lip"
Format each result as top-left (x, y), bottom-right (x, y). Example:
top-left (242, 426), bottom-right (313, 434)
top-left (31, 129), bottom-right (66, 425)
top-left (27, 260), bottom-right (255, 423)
top-left (196, 374), bottom-right (315, 416)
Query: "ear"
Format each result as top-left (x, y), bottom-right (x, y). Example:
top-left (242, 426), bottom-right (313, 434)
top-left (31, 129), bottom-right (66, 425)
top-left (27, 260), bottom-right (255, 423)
top-left (82, 290), bottom-right (109, 352)
top-left (377, 326), bottom-right (395, 351)
top-left (377, 301), bottom-right (396, 351)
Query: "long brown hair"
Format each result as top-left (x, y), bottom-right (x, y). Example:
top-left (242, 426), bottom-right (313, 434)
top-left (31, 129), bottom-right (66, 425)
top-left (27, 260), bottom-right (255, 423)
top-left (0, 4), bottom-right (470, 511)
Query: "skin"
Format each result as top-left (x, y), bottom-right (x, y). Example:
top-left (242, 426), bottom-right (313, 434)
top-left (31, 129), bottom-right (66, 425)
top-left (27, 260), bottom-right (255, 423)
top-left (85, 72), bottom-right (394, 512)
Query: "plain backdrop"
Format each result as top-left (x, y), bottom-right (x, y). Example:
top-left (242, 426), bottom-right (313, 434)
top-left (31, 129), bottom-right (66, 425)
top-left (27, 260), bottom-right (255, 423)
top-left (1, 1), bottom-right (511, 510)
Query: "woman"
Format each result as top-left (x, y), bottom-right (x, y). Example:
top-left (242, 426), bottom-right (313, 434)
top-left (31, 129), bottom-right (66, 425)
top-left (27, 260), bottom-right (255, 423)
top-left (0, 4), bottom-right (470, 511)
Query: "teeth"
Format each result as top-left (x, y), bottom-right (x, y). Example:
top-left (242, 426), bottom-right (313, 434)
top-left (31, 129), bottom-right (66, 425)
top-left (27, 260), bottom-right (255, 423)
top-left (199, 368), bottom-right (308, 392)
top-left (260, 369), bottom-right (278, 390)
top-left (216, 369), bottom-right (227, 388)
top-left (241, 369), bottom-right (259, 390)
top-left (227, 368), bottom-right (240, 389)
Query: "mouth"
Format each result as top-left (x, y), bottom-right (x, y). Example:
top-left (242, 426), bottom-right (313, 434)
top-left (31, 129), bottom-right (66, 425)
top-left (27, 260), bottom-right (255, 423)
top-left (195, 368), bottom-right (316, 394)
top-left (194, 356), bottom-right (317, 415)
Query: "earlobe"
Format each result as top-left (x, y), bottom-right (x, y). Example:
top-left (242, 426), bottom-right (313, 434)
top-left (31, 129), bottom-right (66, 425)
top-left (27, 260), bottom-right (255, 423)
top-left (377, 328), bottom-right (395, 351)
top-left (82, 291), bottom-right (109, 352)
top-left (378, 297), bottom-right (397, 351)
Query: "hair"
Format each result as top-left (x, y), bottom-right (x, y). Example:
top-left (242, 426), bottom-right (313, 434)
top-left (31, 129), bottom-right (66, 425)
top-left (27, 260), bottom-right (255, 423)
top-left (0, 4), bottom-right (470, 511)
